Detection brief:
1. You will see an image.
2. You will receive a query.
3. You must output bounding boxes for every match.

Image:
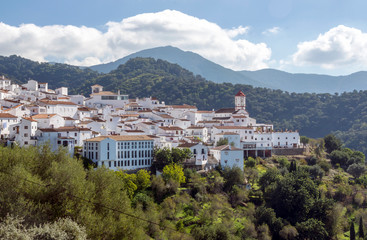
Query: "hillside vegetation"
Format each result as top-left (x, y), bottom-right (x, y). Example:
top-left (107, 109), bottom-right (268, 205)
top-left (0, 135), bottom-right (367, 239)
top-left (0, 56), bottom-right (366, 154)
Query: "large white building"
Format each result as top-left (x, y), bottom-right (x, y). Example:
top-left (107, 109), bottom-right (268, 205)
top-left (83, 135), bottom-right (154, 171)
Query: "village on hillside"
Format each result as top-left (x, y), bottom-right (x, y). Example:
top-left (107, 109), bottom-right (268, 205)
top-left (0, 76), bottom-right (301, 171)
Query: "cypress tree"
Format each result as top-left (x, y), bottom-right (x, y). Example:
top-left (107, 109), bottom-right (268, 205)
top-left (350, 221), bottom-right (355, 240)
top-left (359, 217), bottom-right (364, 239)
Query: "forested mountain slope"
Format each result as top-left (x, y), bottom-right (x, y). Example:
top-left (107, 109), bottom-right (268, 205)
top-left (0, 55), bottom-right (366, 154)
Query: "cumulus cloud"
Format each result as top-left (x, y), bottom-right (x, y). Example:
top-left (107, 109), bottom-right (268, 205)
top-left (293, 25), bottom-right (367, 69)
top-left (0, 10), bottom-right (271, 70)
top-left (262, 27), bottom-right (281, 35)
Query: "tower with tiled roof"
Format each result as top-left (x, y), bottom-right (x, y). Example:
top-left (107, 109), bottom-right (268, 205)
top-left (235, 90), bottom-right (246, 111)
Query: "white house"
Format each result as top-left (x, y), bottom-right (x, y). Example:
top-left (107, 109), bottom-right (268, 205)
top-left (186, 126), bottom-right (209, 142)
top-left (13, 117), bottom-right (38, 147)
top-left (210, 145), bottom-right (244, 170)
top-left (177, 142), bottom-right (209, 169)
top-left (0, 113), bottom-right (19, 139)
top-left (39, 100), bottom-right (78, 118)
top-left (272, 131), bottom-right (300, 148)
top-left (214, 132), bottom-right (241, 148)
top-left (85, 85), bottom-right (129, 108)
top-left (32, 114), bottom-right (65, 129)
top-left (83, 135), bottom-right (154, 171)
top-left (37, 126), bottom-right (95, 155)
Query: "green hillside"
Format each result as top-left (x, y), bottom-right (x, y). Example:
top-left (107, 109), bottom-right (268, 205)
top-left (0, 56), bottom-right (366, 154)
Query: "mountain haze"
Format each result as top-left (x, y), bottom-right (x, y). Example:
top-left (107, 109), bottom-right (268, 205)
top-left (89, 46), bottom-right (367, 94)
top-left (89, 46), bottom-right (269, 88)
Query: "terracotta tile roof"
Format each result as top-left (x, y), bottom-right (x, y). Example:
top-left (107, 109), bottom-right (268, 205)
top-left (0, 113), bottom-right (17, 118)
top-left (159, 126), bottom-right (183, 131)
top-left (214, 126), bottom-right (252, 130)
top-left (197, 110), bottom-right (213, 113)
top-left (63, 117), bottom-right (76, 121)
top-left (159, 114), bottom-right (174, 119)
top-left (32, 114), bottom-right (57, 119)
top-left (197, 120), bottom-right (220, 123)
top-left (78, 107), bottom-right (96, 111)
top-left (85, 135), bottom-right (153, 142)
top-left (177, 142), bottom-right (199, 148)
top-left (168, 104), bottom-right (197, 109)
top-left (39, 127), bottom-right (92, 132)
top-left (124, 130), bottom-right (145, 133)
top-left (91, 91), bottom-right (116, 96)
top-left (187, 126), bottom-right (204, 129)
top-left (215, 108), bottom-right (236, 114)
top-left (235, 90), bottom-right (246, 97)
top-left (40, 100), bottom-right (76, 105)
top-left (216, 132), bottom-right (239, 135)
top-left (22, 117), bottom-right (37, 122)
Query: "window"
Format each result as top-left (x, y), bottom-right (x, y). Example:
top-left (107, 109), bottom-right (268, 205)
top-left (107, 152), bottom-right (109, 160)
top-left (57, 140), bottom-right (61, 144)
top-left (193, 149), bottom-right (197, 154)
top-left (24, 141), bottom-right (28, 145)
top-left (108, 161), bottom-right (111, 167)
top-left (96, 152), bottom-right (98, 159)
top-left (107, 143), bottom-right (109, 150)
top-left (24, 126), bottom-right (28, 129)
top-left (75, 133), bottom-right (77, 136)
top-left (24, 133), bottom-right (28, 137)
top-left (201, 149), bottom-right (205, 154)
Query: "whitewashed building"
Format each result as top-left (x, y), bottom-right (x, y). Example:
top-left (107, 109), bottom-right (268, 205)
top-left (83, 135), bottom-right (154, 171)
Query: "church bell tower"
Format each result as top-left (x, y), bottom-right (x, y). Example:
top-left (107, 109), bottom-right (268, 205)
top-left (235, 90), bottom-right (246, 111)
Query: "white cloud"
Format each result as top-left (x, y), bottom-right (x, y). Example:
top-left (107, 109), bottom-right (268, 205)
top-left (293, 25), bottom-right (367, 69)
top-left (0, 10), bottom-right (271, 70)
top-left (262, 27), bottom-right (281, 35)
top-left (226, 26), bottom-right (250, 38)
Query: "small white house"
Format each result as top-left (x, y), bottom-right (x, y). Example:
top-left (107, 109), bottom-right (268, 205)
top-left (210, 145), bottom-right (244, 170)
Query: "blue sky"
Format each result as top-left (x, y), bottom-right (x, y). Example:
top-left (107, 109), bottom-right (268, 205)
top-left (1, 0), bottom-right (367, 75)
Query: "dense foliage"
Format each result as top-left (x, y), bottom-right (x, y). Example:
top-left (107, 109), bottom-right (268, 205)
top-left (1, 56), bottom-right (366, 154)
top-left (1, 136), bottom-right (367, 239)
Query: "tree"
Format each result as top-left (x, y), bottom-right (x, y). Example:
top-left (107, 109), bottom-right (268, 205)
top-left (171, 147), bottom-right (191, 164)
top-left (154, 147), bottom-right (192, 169)
top-left (222, 167), bottom-right (245, 192)
top-left (347, 163), bottom-right (366, 178)
top-left (267, 170), bottom-right (318, 224)
top-left (359, 217), bottom-right (364, 239)
top-left (135, 169), bottom-right (151, 191)
top-left (350, 221), bottom-right (356, 240)
top-left (300, 136), bottom-right (310, 146)
top-left (279, 225), bottom-right (298, 240)
top-left (296, 218), bottom-right (328, 240)
top-left (330, 150), bottom-right (350, 167)
top-left (258, 168), bottom-right (281, 192)
top-left (154, 147), bottom-right (172, 167)
top-left (216, 138), bottom-right (229, 147)
top-left (245, 157), bottom-right (256, 168)
top-left (162, 163), bottom-right (185, 184)
top-left (324, 134), bottom-right (342, 153)
top-left (315, 139), bottom-right (325, 159)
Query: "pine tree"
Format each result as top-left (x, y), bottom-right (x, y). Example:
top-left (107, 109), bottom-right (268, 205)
top-left (350, 221), bottom-right (356, 240)
top-left (359, 217), bottom-right (364, 239)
